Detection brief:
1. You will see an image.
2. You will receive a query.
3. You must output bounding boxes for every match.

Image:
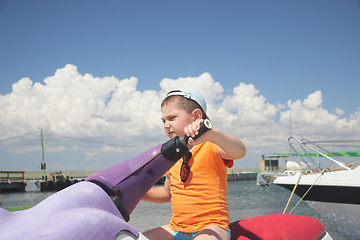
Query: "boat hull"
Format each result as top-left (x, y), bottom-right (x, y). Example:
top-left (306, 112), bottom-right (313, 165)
top-left (274, 169), bottom-right (360, 239)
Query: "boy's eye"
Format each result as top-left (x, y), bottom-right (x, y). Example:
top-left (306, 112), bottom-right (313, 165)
top-left (162, 115), bottom-right (176, 124)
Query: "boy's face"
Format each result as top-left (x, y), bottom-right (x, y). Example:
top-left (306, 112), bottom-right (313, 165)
top-left (161, 101), bottom-right (194, 139)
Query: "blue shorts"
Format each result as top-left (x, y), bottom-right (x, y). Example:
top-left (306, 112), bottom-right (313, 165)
top-left (172, 228), bottom-right (231, 240)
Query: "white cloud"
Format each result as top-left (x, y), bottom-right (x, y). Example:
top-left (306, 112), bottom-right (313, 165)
top-left (303, 90), bottom-right (322, 109)
top-left (159, 72), bottom-right (224, 111)
top-left (280, 91), bottom-right (360, 139)
top-left (1, 64), bottom-right (163, 139)
top-left (219, 82), bottom-right (277, 125)
top-left (1, 64), bottom-right (359, 170)
top-left (335, 107), bottom-right (344, 116)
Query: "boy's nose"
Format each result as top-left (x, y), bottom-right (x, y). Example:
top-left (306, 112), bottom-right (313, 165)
top-left (163, 121), bottom-right (170, 128)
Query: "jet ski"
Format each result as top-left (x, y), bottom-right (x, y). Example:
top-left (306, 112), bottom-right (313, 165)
top-left (0, 120), bottom-right (332, 239)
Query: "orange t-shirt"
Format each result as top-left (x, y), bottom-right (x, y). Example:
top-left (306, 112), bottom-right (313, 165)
top-left (166, 141), bottom-right (233, 233)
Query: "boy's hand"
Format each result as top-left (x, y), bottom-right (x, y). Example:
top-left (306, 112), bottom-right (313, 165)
top-left (184, 119), bottom-right (212, 146)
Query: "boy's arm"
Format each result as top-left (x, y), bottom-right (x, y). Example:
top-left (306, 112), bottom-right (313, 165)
top-left (141, 175), bottom-right (171, 203)
top-left (186, 119), bottom-right (246, 160)
top-left (208, 128), bottom-right (246, 160)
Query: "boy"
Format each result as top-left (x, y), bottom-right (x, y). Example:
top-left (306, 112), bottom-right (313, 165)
top-left (142, 87), bottom-right (246, 240)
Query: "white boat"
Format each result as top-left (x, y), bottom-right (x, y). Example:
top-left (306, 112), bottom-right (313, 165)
top-left (273, 137), bottom-right (360, 240)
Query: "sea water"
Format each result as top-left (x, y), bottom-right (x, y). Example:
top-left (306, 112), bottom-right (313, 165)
top-left (1, 181), bottom-right (346, 239)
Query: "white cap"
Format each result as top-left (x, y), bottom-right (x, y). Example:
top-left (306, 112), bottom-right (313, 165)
top-left (165, 87), bottom-right (207, 114)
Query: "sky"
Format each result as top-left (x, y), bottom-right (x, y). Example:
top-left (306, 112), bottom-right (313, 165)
top-left (0, 0), bottom-right (359, 172)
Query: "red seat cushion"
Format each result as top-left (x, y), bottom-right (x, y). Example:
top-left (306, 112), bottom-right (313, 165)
top-left (230, 214), bottom-right (325, 240)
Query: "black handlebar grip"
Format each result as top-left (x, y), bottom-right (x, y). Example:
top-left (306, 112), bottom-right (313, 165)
top-left (181, 119), bottom-right (213, 145)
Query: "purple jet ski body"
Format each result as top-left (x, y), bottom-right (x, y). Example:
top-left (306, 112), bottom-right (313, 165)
top-left (0, 181), bottom-right (137, 240)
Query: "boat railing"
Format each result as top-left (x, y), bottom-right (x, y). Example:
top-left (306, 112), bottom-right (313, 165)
top-left (287, 137), bottom-right (360, 172)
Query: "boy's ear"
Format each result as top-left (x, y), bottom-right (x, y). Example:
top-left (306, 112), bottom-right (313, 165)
top-left (192, 109), bottom-right (203, 120)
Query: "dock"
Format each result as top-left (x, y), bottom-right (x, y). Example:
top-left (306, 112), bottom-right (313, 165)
top-left (0, 171), bottom-right (87, 192)
top-left (0, 170), bottom-right (257, 192)
top-left (227, 172), bottom-right (257, 181)
top-left (0, 171), bottom-right (26, 192)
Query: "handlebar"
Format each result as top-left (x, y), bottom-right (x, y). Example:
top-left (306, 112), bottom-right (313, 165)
top-left (180, 119), bottom-right (213, 145)
top-left (160, 119), bottom-right (213, 162)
